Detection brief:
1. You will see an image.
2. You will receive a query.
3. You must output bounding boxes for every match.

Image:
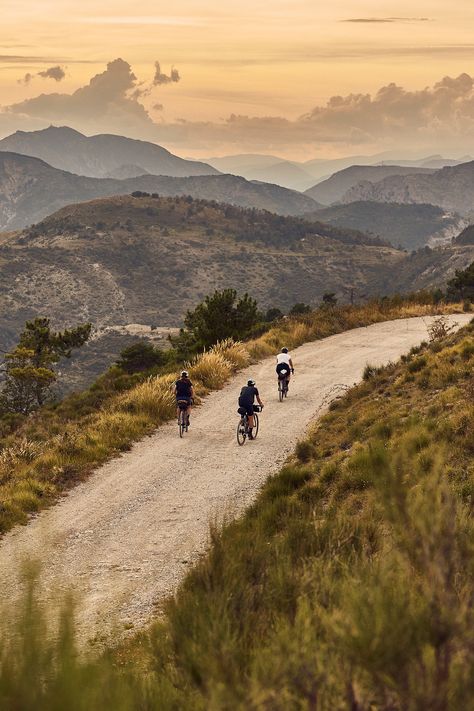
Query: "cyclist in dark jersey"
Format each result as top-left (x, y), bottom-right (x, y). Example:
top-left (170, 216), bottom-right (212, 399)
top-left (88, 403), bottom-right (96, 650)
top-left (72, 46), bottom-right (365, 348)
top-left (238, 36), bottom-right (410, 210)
top-left (175, 370), bottom-right (194, 425)
top-left (238, 379), bottom-right (264, 440)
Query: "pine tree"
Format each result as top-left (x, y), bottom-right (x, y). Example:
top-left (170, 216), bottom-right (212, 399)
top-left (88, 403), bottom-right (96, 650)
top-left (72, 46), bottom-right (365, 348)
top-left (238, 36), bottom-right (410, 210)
top-left (1, 318), bottom-right (91, 413)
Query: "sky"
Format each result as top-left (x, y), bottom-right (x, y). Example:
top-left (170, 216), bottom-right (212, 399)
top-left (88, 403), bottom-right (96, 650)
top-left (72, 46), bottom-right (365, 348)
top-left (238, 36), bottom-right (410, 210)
top-left (2, 0), bottom-right (474, 159)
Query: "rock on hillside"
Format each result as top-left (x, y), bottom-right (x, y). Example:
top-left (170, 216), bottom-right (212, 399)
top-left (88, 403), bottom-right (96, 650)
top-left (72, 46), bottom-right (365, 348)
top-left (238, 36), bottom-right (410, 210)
top-left (342, 161), bottom-right (474, 215)
top-left (305, 165), bottom-right (435, 205)
top-left (0, 126), bottom-right (218, 178)
top-left (0, 153), bottom-right (319, 231)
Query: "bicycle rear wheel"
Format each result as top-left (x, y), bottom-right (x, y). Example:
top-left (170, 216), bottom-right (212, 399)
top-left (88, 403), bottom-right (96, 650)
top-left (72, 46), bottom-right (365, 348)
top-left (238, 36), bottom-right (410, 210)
top-left (237, 417), bottom-right (246, 446)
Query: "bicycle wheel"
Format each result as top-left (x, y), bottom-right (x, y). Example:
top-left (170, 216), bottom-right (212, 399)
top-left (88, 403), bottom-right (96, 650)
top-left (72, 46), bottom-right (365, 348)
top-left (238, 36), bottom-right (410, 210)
top-left (253, 412), bottom-right (259, 439)
top-left (278, 379), bottom-right (283, 402)
top-left (236, 417), bottom-right (246, 446)
top-left (179, 409), bottom-right (186, 437)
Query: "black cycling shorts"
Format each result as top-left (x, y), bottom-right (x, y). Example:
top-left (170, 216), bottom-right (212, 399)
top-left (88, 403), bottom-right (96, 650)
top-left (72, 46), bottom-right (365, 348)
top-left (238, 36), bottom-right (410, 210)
top-left (276, 363), bottom-right (290, 377)
top-left (238, 399), bottom-right (254, 416)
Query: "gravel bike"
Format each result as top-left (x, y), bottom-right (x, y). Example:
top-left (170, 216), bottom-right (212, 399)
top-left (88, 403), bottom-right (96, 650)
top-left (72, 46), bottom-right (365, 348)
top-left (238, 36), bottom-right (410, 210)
top-left (177, 400), bottom-right (190, 437)
top-left (236, 405), bottom-right (262, 445)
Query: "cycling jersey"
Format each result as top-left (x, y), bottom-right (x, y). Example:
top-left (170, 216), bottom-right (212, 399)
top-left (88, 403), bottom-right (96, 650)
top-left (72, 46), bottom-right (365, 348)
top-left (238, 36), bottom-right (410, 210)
top-left (175, 378), bottom-right (193, 399)
top-left (276, 353), bottom-right (291, 366)
top-left (239, 385), bottom-right (259, 404)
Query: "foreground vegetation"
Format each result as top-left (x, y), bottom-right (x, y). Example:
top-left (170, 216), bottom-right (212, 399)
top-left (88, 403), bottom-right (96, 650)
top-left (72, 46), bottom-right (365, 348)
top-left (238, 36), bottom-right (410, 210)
top-left (1, 316), bottom-right (473, 710)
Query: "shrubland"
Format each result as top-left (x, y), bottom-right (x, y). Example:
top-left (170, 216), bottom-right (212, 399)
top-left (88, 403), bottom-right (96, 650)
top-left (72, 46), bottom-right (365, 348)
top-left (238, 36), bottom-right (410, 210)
top-left (1, 315), bottom-right (473, 709)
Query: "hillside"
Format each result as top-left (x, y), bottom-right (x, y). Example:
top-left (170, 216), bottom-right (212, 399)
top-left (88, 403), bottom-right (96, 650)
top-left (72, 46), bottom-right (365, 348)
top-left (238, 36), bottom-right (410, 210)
top-left (0, 153), bottom-right (319, 231)
top-left (0, 126), bottom-right (218, 179)
top-left (454, 224), bottom-right (474, 245)
top-left (305, 164), bottom-right (435, 205)
top-left (0, 194), bottom-right (401, 351)
top-left (311, 201), bottom-right (465, 250)
top-left (343, 160), bottom-right (474, 215)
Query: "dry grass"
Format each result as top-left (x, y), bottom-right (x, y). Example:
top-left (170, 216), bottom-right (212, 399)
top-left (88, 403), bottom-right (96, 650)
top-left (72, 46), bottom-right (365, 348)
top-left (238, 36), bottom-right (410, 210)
top-left (0, 300), bottom-right (465, 535)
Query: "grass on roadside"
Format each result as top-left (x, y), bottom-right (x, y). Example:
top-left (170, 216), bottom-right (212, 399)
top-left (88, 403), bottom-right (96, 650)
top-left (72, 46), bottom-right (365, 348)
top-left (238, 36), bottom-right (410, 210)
top-left (0, 297), bottom-right (464, 535)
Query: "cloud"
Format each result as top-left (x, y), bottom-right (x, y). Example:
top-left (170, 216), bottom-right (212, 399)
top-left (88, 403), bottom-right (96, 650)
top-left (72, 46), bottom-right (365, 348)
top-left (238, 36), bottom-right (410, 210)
top-left (38, 66), bottom-right (66, 82)
top-left (343, 17), bottom-right (430, 23)
top-left (5, 58), bottom-right (181, 139)
top-left (153, 61), bottom-right (180, 86)
top-left (7, 59), bottom-right (155, 136)
top-left (19, 65), bottom-right (66, 85)
top-left (152, 72), bottom-right (474, 155)
top-left (4, 62), bottom-right (474, 158)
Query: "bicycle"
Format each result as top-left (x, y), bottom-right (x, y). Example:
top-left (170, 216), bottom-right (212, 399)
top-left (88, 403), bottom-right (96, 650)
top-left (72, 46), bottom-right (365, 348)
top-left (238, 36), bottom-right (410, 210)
top-left (177, 400), bottom-right (190, 437)
top-left (236, 405), bottom-right (261, 445)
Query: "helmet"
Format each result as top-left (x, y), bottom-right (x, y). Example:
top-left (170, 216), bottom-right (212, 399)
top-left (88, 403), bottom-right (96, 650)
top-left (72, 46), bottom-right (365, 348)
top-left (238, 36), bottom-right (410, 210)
top-left (281, 347), bottom-right (288, 354)
top-left (181, 370), bottom-right (189, 377)
top-left (247, 379), bottom-right (256, 386)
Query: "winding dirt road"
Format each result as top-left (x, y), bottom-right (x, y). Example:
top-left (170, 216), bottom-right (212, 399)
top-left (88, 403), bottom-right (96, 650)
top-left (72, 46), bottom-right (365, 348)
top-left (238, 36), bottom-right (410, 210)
top-left (0, 315), bottom-right (470, 642)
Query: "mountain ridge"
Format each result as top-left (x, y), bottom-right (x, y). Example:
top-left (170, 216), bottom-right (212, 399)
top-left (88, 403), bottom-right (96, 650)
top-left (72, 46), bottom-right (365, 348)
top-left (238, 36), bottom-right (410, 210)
top-left (0, 125), bottom-right (219, 179)
top-left (0, 152), bottom-right (319, 231)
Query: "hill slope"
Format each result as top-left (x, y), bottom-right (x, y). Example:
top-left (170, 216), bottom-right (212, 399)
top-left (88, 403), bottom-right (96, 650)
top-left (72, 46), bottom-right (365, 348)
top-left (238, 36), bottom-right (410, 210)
top-left (343, 160), bottom-right (474, 215)
top-left (0, 125), bottom-right (218, 178)
top-left (0, 153), bottom-right (319, 230)
top-left (0, 194), bottom-right (402, 347)
top-left (305, 165), bottom-right (435, 205)
top-left (311, 201), bottom-right (465, 250)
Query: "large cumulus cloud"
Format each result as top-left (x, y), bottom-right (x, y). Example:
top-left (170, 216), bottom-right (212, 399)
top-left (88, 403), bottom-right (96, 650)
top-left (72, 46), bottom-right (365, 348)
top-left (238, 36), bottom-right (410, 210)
top-left (3, 58), bottom-right (173, 138)
top-left (3, 61), bottom-right (474, 156)
top-left (156, 72), bottom-right (474, 154)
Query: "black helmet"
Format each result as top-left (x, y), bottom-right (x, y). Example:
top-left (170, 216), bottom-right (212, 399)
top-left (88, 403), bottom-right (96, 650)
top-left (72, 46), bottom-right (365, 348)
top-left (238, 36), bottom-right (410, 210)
top-left (247, 379), bottom-right (256, 386)
top-left (281, 347), bottom-right (288, 354)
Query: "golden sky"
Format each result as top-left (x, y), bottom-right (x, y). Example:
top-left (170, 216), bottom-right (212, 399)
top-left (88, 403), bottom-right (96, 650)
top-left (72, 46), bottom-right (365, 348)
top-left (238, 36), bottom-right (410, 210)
top-left (2, 0), bottom-right (474, 157)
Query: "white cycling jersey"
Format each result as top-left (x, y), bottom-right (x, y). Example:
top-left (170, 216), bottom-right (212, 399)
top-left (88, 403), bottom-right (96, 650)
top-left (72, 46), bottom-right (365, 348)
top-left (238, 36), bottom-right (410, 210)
top-left (276, 352), bottom-right (291, 366)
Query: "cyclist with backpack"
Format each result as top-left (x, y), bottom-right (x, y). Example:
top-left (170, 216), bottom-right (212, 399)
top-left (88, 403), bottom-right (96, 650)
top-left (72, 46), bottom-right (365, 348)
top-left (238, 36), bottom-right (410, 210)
top-left (276, 347), bottom-right (294, 390)
top-left (175, 370), bottom-right (194, 426)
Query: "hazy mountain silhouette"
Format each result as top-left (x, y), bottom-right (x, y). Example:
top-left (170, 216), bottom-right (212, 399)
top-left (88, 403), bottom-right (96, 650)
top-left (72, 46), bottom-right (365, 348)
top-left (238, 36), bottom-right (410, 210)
top-left (0, 126), bottom-right (219, 179)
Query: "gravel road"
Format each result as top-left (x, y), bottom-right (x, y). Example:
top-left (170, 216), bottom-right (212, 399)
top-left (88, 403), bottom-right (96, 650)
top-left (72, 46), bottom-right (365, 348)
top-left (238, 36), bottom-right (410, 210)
top-left (0, 315), bottom-right (470, 642)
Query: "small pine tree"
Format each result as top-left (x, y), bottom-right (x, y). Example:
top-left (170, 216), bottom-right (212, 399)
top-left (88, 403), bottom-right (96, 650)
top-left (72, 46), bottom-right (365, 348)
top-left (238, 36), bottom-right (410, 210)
top-left (1, 318), bottom-right (91, 413)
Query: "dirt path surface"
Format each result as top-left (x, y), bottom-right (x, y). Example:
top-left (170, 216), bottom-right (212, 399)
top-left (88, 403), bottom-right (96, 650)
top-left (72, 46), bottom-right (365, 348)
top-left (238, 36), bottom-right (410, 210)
top-left (0, 315), bottom-right (470, 641)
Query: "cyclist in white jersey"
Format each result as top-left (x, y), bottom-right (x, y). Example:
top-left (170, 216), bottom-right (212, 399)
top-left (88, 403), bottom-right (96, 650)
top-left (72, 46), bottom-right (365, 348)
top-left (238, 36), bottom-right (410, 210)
top-left (276, 347), bottom-right (294, 388)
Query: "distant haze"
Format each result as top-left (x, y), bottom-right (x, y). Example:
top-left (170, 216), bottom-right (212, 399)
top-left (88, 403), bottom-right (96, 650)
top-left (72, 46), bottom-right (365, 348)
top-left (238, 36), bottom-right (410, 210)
top-left (2, 2), bottom-right (474, 159)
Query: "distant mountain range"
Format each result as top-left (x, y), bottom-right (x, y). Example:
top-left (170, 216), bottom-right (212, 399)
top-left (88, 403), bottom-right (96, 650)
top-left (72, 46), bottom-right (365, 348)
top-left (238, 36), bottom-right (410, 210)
top-left (342, 161), bottom-right (474, 216)
top-left (205, 152), bottom-right (472, 191)
top-left (304, 165), bottom-right (436, 205)
top-left (0, 152), bottom-right (319, 231)
top-left (310, 202), bottom-right (465, 251)
top-left (0, 126), bottom-right (219, 179)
